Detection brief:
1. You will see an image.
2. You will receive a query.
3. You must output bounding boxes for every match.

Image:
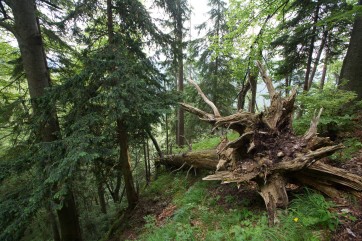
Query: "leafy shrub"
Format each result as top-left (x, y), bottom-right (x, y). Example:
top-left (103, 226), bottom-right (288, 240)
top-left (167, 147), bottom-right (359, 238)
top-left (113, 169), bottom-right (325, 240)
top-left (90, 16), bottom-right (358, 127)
top-left (294, 87), bottom-right (358, 136)
top-left (331, 137), bottom-right (362, 161)
top-left (172, 132), bottom-right (239, 153)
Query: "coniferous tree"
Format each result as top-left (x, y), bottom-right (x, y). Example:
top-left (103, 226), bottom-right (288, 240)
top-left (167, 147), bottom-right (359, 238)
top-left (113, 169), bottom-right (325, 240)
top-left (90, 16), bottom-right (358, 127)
top-left (54, 0), bottom-right (176, 211)
top-left (340, 0), bottom-right (362, 100)
top-left (186, 0), bottom-right (235, 139)
top-left (0, 1), bottom-right (82, 240)
top-left (155, 0), bottom-right (189, 146)
top-left (271, 0), bottom-right (352, 91)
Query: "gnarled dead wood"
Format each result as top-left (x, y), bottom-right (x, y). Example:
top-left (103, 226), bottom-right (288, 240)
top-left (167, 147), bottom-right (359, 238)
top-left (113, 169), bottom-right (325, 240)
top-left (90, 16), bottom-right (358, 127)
top-left (259, 173), bottom-right (288, 226)
top-left (272, 144), bottom-right (344, 172)
top-left (159, 149), bottom-right (362, 192)
top-left (188, 79), bottom-right (221, 117)
top-left (256, 60), bottom-right (276, 98)
top-left (304, 108), bottom-right (323, 140)
top-left (180, 103), bottom-right (215, 121)
top-left (159, 61), bottom-right (361, 225)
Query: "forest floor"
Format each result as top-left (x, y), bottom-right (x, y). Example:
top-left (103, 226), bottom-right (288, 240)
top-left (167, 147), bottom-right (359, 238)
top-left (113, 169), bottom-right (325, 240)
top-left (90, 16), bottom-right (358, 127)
top-left (329, 151), bottom-right (362, 241)
top-left (113, 155), bottom-right (362, 241)
top-left (111, 118), bottom-right (362, 241)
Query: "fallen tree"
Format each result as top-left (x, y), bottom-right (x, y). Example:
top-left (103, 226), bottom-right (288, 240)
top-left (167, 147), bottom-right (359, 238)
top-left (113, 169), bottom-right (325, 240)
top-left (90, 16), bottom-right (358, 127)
top-left (158, 61), bottom-right (362, 225)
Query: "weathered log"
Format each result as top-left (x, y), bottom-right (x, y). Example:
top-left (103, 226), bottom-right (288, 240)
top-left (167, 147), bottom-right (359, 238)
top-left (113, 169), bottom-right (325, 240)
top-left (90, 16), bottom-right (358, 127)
top-left (158, 150), bottom-right (218, 170)
top-left (159, 149), bottom-right (362, 193)
top-left (296, 161), bottom-right (362, 192)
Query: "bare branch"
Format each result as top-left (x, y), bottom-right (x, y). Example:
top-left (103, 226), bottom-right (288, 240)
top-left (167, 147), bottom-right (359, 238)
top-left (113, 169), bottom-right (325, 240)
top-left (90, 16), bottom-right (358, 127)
top-left (256, 61), bottom-right (275, 98)
top-left (303, 108), bottom-right (323, 140)
top-left (188, 79), bottom-right (221, 117)
top-left (180, 103), bottom-right (215, 121)
top-left (0, 20), bottom-right (15, 35)
top-left (39, 0), bottom-right (62, 10)
top-left (272, 144), bottom-right (344, 171)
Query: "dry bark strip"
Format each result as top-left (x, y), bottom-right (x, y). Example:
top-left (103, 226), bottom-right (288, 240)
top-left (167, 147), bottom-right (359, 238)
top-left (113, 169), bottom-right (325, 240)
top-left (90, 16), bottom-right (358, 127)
top-left (158, 61), bottom-right (362, 225)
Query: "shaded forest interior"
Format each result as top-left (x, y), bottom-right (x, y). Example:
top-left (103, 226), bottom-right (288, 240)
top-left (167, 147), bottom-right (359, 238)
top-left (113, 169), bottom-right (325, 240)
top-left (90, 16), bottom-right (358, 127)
top-left (1, 0), bottom-right (362, 241)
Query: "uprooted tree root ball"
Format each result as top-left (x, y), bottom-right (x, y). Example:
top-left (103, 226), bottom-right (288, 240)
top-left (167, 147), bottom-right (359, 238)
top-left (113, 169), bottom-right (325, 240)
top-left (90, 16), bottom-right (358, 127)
top-left (159, 61), bottom-right (362, 225)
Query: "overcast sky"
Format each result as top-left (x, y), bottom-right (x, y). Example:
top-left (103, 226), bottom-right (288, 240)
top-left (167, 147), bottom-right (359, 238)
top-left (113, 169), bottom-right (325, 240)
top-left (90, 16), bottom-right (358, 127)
top-left (144, 0), bottom-right (212, 40)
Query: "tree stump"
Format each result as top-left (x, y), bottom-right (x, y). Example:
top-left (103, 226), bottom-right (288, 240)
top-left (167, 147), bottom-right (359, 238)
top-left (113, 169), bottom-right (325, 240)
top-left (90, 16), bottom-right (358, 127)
top-left (160, 61), bottom-right (362, 225)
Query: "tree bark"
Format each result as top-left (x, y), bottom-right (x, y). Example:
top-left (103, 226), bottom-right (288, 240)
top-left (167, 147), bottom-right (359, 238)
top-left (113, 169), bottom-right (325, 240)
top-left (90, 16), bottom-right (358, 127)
top-left (97, 182), bottom-right (107, 214)
top-left (93, 161), bottom-right (107, 213)
top-left (47, 202), bottom-right (61, 241)
top-left (3, 1), bottom-right (83, 240)
top-left (146, 129), bottom-right (163, 158)
top-left (320, 45), bottom-right (329, 90)
top-left (248, 74), bottom-right (257, 113)
top-left (117, 120), bottom-right (138, 209)
top-left (144, 140), bottom-right (150, 185)
top-left (56, 191), bottom-right (83, 241)
top-left (285, 75), bottom-right (290, 96)
top-left (237, 80), bottom-right (251, 110)
top-left (308, 30), bottom-right (328, 88)
top-left (303, 3), bottom-right (320, 91)
top-left (340, 0), bottom-right (362, 100)
top-left (6, 0), bottom-right (60, 141)
top-left (176, 3), bottom-right (185, 146)
top-left (176, 0), bottom-right (184, 146)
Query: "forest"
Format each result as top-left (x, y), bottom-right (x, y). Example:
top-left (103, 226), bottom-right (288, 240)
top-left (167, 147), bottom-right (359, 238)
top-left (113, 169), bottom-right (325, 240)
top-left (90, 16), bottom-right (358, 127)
top-left (0, 0), bottom-right (362, 240)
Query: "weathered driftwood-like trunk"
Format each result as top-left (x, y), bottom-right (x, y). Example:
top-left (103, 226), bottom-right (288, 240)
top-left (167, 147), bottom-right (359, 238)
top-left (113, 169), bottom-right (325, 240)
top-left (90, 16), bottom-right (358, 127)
top-left (159, 61), bottom-right (362, 225)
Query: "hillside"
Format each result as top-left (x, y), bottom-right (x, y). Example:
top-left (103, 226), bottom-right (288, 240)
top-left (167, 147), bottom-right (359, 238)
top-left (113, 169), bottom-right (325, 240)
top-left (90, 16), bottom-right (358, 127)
top-left (105, 133), bottom-right (362, 241)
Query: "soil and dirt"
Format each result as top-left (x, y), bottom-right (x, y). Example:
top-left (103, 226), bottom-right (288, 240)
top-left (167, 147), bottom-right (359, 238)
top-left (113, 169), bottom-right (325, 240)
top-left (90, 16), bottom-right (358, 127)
top-left (331, 151), bottom-right (362, 240)
top-left (116, 196), bottom-right (173, 240)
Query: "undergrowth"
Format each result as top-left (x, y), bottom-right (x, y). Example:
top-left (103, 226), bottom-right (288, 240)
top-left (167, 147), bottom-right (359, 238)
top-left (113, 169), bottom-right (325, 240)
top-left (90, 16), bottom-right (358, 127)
top-left (172, 132), bottom-right (239, 153)
top-left (135, 172), bottom-right (339, 241)
top-left (331, 137), bottom-right (362, 161)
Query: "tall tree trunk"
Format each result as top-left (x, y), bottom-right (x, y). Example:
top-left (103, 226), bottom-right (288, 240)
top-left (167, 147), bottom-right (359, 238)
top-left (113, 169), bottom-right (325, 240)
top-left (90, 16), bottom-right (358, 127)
top-left (340, 0), bottom-right (362, 100)
top-left (47, 202), bottom-right (61, 241)
top-left (107, 0), bottom-right (138, 209)
top-left (56, 191), bottom-right (83, 241)
top-left (97, 184), bottom-right (107, 214)
top-left (146, 129), bottom-right (163, 158)
top-left (237, 80), bottom-right (251, 110)
top-left (97, 181), bottom-right (107, 214)
top-left (143, 141), bottom-right (150, 185)
top-left (303, 3), bottom-right (320, 91)
top-left (248, 74), bottom-right (257, 113)
top-left (94, 161), bottom-right (107, 213)
top-left (117, 120), bottom-right (138, 209)
top-left (113, 170), bottom-right (122, 203)
top-left (5, 1), bottom-right (83, 240)
top-left (107, 0), bottom-right (114, 43)
top-left (320, 47), bottom-right (329, 90)
top-left (165, 114), bottom-right (169, 154)
top-left (176, 0), bottom-right (184, 146)
top-left (308, 30), bottom-right (328, 88)
top-left (147, 141), bottom-right (151, 181)
top-left (285, 74), bottom-right (290, 96)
